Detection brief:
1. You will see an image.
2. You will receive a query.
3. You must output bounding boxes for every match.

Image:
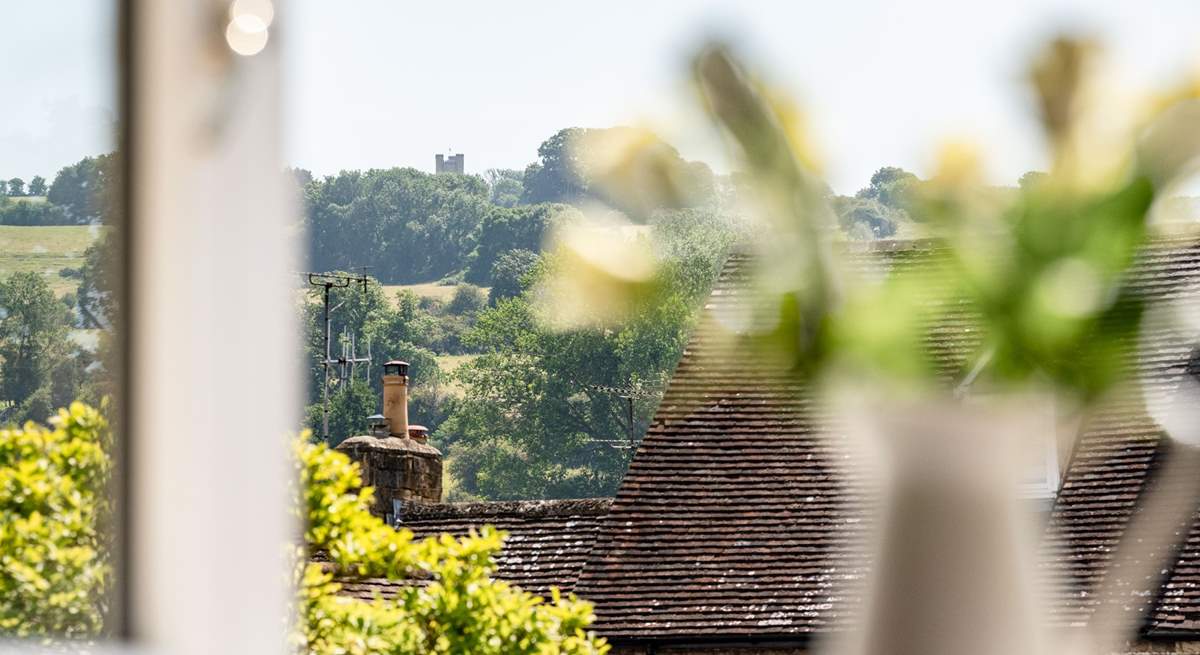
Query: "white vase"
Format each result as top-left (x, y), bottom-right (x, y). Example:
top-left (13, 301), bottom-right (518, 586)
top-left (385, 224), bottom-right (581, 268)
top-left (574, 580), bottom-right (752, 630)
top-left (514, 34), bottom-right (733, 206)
top-left (838, 395), bottom-right (1052, 655)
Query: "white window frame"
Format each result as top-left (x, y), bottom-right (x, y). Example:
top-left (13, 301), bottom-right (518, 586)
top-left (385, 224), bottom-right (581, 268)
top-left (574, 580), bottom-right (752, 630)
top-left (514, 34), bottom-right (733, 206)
top-left (9, 1), bottom-right (298, 652)
top-left (961, 391), bottom-right (1062, 502)
top-left (1018, 418), bottom-right (1062, 502)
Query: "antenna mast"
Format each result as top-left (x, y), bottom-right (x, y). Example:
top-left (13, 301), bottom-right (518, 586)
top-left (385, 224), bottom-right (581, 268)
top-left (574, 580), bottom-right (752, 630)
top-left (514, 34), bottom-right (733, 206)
top-left (583, 382), bottom-right (662, 452)
top-left (306, 270), bottom-right (371, 443)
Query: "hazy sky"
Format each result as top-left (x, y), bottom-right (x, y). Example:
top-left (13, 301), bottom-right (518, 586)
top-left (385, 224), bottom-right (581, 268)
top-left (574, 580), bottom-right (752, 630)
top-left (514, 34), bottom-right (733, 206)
top-left (0, 2), bottom-right (116, 184)
top-left (4, 1), bottom-right (1198, 194)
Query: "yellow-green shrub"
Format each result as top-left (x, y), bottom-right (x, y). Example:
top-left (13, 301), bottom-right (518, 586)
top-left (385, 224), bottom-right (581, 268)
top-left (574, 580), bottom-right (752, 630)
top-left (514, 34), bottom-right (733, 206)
top-left (293, 435), bottom-right (609, 654)
top-left (0, 402), bottom-right (110, 639)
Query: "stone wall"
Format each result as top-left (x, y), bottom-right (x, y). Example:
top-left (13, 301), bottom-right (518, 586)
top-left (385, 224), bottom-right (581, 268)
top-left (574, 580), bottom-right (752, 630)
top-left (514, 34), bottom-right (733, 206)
top-left (335, 435), bottom-right (442, 520)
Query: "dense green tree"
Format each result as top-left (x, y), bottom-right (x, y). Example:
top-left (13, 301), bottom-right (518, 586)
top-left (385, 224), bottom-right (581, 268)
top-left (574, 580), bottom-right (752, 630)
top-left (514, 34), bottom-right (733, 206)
top-left (304, 378), bottom-right (377, 447)
top-left (465, 203), bottom-right (567, 284)
top-left (0, 201), bottom-right (70, 226)
top-left (304, 168), bottom-right (496, 283)
top-left (6, 178), bottom-right (24, 197)
top-left (0, 181), bottom-right (6, 195)
top-left (47, 154), bottom-right (115, 224)
top-left (288, 166), bottom-right (314, 188)
top-left (302, 130), bottom-right (713, 287)
top-left (447, 284), bottom-right (486, 316)
top-left (0, 273), bottom-right (74, 416)
top-left (485, 168), bottom-right (524, 207)
top-left (27, 176), bottom-right (46, 197)
top-left (521, 129), bottom-right (587, 205)
top-left (488, 249), bottom-right (540, 304)
top-left (440, 268), bottom-right (691, 499)
top-left (76, 232), bottom-right (115, 329)
top-left (438, 211), bottom-right (737, 499)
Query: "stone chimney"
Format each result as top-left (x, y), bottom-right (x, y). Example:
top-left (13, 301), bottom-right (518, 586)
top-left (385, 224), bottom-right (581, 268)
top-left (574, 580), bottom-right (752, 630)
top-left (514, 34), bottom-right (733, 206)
top-left (335, 361), bottom-right (442, 522)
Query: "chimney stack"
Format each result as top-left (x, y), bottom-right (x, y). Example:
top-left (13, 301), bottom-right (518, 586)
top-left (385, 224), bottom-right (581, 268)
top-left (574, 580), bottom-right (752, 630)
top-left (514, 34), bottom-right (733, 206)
top-left (336, 360), bottom-right (443, 519)
top-left (382, 360), bottom-right (409, 438)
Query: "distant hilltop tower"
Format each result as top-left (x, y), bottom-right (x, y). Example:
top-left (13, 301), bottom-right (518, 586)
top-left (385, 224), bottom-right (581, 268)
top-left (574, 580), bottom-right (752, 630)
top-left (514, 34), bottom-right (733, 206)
top-left (435, 153), bottom-right (464, 174)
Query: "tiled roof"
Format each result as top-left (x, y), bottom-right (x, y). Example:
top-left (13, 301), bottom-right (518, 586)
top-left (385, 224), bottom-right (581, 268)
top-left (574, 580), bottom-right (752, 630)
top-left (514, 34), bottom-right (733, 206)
top-left (1043, 241), bottom-right (1200, 637)
top-left (573, 249), bottom-right (870, 642)
top-left (335, 498), bottom-right (611, 601)
top-left (574, 238), bottom-right (1200, 644)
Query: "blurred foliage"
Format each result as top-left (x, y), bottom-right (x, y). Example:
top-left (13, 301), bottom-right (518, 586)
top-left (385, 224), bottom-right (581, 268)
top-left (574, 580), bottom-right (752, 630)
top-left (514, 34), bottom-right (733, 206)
top-left (528, 36), bottom-right (1200, 406)
top-left (540, 39), bottom-right (1200, 404)
top-left (828, 165), bottom-right (921, 239)
top-left (522, 127), bottom-right (716, 216)
top-left (293, 435), bottom-right (608, 654)
top-left (832, 195), bottom-right (901, 240)
top-left (0, 403), bottom-right (110, 641)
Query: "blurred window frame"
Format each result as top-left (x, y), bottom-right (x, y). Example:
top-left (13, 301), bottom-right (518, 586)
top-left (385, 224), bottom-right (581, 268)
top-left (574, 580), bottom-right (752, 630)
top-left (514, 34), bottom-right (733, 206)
top-left (10, 1), bottom-right (298, 652)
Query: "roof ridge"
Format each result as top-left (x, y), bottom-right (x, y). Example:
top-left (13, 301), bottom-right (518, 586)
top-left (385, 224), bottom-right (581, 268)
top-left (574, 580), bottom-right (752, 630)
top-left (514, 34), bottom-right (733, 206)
top-left (400, 497), bottom-right (613, 522)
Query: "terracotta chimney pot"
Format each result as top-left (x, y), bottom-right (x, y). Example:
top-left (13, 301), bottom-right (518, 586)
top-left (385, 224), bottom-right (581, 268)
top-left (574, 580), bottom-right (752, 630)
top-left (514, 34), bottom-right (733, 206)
top-left (382, 360), bottom-right (409, 438)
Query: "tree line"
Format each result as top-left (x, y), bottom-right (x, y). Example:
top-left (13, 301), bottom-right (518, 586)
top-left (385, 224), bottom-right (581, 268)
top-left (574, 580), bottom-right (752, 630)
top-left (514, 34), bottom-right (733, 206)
top-left (0, 176), bottom-right (47, 197)
top-left (302, 127), bottom-right (718, 287)
top-left (0, 154), bottom-right (115, 226)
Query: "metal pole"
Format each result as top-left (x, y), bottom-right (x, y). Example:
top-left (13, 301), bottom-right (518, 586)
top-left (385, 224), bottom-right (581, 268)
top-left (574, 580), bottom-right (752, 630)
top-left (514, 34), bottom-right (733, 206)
top-left (321, 282), bottom-right (331, 443)
top-left (624, 395), bottom-right (635, 448)
top-left (305, 272), bottom-right (358, 445)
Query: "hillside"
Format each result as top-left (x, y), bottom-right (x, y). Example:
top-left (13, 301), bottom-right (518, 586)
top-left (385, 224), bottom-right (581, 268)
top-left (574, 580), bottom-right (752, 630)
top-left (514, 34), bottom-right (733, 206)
top-left (0, 225), bottom-right (103, 296)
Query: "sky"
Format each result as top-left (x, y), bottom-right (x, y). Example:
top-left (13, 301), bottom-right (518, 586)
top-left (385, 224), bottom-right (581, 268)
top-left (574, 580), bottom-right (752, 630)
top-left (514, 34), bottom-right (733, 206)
top-left (3, 1), bottom-right (1198, 194)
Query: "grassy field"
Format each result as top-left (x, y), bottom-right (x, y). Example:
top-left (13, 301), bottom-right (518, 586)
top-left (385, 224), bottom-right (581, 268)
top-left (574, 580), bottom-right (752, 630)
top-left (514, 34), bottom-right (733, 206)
top-left (435, 353), bottom-right (478, 395)
top-left (0, 225), bottom-right (103, 295)
top-left (382, 282), bottom-right (491, 305)
top-left (6, 196), bottom-right (48, 205)
top-left (382, 282), bottom-right (459, 302)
